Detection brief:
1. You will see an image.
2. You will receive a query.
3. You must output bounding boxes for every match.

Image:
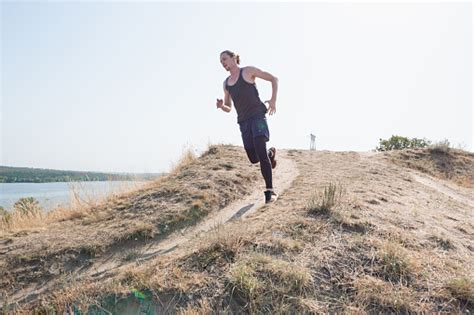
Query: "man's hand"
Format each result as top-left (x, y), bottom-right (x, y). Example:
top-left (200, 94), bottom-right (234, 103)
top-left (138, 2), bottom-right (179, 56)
top-left (216, 98), bottom-right (231, 112)
top-left (265, 100), bottom-right (276, 115)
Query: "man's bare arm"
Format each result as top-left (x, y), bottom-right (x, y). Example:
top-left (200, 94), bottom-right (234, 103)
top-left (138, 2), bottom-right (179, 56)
top-left (247, 66), bottom-right (278, 115)
top-left (217, 81), bottom-right (232, 113)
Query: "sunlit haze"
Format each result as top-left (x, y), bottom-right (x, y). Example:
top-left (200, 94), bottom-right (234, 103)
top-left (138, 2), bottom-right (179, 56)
top-left (1, 2), bottom-right (472, 173)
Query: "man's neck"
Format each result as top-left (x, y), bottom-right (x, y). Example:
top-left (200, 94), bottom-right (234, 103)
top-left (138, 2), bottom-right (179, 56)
top-left (229, 66), bottom-right (240, 76)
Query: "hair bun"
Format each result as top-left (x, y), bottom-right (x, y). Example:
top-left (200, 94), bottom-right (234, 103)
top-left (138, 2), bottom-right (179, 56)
top-left (220, 50), bottom-right (241, 65)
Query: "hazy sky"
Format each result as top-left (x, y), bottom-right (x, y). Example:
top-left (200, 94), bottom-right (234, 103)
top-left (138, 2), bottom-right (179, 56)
top-left (1, 2), bottom-right (472, 173)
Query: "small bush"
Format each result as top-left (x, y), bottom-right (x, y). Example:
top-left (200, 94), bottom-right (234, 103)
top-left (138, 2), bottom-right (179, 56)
top-left (376, 135), bottom-right (431, 151)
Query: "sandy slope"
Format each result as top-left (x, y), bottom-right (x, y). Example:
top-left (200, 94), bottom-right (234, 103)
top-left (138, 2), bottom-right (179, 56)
top-left (1, 146), bottom-right (473, 313)
top-left (0, 148), bottom-right (298, 308)
top-left (85, 152), bottom-right (298, 281)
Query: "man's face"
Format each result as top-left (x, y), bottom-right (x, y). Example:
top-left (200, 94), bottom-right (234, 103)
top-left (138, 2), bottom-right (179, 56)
top-left (220, 53), bottom-right (234, 71)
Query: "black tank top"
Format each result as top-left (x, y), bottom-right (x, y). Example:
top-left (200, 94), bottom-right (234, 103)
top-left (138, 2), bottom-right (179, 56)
top-left (225, 68), bottom-right (267, 123)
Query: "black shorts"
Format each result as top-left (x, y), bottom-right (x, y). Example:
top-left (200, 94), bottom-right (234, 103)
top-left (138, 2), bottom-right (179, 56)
top-left (239, 114), bottom-right (270, 149)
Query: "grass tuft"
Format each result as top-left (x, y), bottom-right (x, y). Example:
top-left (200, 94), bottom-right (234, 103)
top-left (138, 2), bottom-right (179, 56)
top-left (428, 235), bottom-right (455, 250)
top-left (307, 183), bottom-right (344, 216)
top-left (170, 147), bottom-right (197, 175)
top-left (354, 276), bottom-right (415, 313)
top-left (376, 242), bottom-right (416, 285)
top-left (118, 222), bottom-right (156, 242)
top-left (446, 277), bottom-right (474, 305)
top-left (227, 252), bottom-right (312, 312)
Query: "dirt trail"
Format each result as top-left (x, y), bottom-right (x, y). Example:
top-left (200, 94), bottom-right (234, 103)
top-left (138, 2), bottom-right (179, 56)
top-left (411, 173), bottom-right (474, 208)
top-left (84, 152), bottom-right (298, 280)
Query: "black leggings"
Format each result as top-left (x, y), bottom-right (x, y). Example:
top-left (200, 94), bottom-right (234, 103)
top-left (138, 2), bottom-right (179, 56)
top-left (244, 136), bottom-right (272, 189)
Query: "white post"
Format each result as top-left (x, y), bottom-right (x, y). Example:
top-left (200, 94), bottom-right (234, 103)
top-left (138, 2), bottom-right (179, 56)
top-left (310, 134), bottom-right (316, 151)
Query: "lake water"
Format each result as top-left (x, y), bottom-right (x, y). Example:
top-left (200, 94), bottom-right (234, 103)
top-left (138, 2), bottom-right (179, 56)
top-left (0, 181), bottom-right (147, 211)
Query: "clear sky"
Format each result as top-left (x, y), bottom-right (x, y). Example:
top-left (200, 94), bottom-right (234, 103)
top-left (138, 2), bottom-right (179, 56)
top-left (1, 2), bottom-right (472, 173)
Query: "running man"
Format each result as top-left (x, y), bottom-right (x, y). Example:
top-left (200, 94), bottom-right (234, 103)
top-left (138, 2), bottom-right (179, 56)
top-left (216, 50), bottom-right (279, 203)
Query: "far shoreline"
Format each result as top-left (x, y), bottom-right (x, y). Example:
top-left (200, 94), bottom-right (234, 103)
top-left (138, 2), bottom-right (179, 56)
top-left (0, 165), bottom-right (166, 184)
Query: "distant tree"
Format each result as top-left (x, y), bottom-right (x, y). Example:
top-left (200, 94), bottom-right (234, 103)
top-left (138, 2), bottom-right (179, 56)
top-left (376, 135), bottom-right (431, 152)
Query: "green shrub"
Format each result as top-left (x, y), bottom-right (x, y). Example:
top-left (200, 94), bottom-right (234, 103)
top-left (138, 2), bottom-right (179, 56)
top-left (376, 135), bottom-right (431, 152)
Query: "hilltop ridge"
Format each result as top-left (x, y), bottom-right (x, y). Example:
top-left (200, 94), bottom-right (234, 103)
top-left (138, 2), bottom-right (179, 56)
top-left (1, 145), bottom-right (473, 313)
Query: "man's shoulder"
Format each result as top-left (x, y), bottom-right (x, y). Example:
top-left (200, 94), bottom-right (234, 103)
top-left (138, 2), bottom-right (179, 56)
top-left (242, 66), bottom-right (258, 71)
top-left (242, 66), bottom-right (257, 82)
top-left (242, 66), bottom-right (254, 72)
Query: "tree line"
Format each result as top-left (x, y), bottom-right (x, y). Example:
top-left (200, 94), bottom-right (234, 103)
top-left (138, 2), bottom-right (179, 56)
top-left (0, 166), bottom-right (163, 183)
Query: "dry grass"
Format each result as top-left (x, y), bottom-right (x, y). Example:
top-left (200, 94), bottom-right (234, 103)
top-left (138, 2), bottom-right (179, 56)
top-left (375, 241), bottom-right (419, 285)
top-left (119, 263), bottom-right (210, 298)
top-left (282, 218), bottom-right (327, 243)
top-left (228, 259), bottom-right (262, 304)
top-left (169, 147), bottom-right (197, 175)
top-left (1, 146), bottom-right (213, 236)
top-left (306, 182), bottom-right (345, 216)
top-left (389, 147), bottom-right (474, 188)
top-left (0, 145), bottom-right (262, 313)
top-left (187, 224), bottom-right (252, 271)
top-left (0, 208), bottom-right (45, 233)
top-left (428, 139), bottom-right (451, 154)
top-left (353, 275), bottom-right (417, 313)
top-left (115, 222), bottom-right (156, 242)
top-left (178, 299), bottom-right (213, 315)
top-left (2, 146), bottom-right (473, 314)
top-left (227, 252), bottom-right (312, 312)
top-left (0, 180), bottom-right (149, 235)
top-left (446, 277), bottom-right (474, 305)
top-left (121, 249), bottom-right (140, 262)
top-left (428, 234), bottom-right (456, 250)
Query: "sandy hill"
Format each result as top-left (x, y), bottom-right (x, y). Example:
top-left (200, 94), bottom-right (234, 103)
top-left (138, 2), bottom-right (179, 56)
top-left (0, 145), bottom-right (473, 313)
